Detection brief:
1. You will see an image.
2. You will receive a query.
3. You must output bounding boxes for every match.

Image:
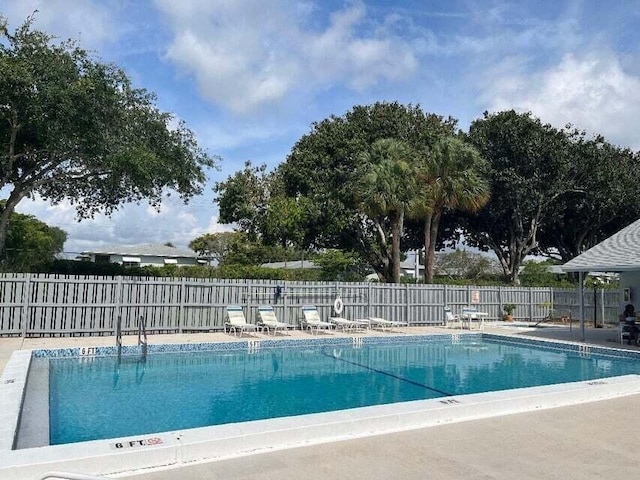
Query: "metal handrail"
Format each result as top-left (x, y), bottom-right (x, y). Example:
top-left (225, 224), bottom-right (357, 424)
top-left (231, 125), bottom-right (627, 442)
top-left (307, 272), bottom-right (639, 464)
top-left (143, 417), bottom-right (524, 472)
top-left (137, 315), bottom-right (147, 347)
top-left (116, 315), bottom-right (122, 350)
top-left (38, 471), bottom-right (110, 480)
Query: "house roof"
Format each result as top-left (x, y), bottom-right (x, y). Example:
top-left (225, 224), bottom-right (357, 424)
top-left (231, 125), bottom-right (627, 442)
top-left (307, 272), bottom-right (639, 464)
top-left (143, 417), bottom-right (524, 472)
top-left (260, 260), bottom-right (320, 269)
top-left (561, 219), bottom-right (640, 272)
top-left (82, 243), bottom-right (199, 259)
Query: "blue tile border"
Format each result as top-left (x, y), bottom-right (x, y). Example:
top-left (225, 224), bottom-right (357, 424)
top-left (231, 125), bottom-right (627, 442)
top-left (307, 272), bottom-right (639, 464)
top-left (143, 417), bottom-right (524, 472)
top-left (31, 333), bottom-right (486, 358)
top-left (483, 333), bottom-right (640, 360)
top-left (30, 332), bottom-right (640, 362)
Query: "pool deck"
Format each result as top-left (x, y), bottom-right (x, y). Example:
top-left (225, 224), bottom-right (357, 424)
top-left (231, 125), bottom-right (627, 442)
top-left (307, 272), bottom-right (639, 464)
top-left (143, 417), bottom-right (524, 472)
top-left (2, 323), bottom-right (639, 479)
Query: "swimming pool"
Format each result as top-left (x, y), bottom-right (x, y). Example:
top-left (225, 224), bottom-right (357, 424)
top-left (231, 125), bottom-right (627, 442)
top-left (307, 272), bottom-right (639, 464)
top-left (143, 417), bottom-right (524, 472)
top-left (37, 335), bottom-right (640, 445)
top-left (3, 333), bottom-right (640, 479)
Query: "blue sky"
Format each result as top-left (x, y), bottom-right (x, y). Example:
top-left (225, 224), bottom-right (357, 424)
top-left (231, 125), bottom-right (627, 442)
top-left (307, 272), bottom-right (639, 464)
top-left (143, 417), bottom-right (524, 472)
top-left (1, 0), bottom-right (640, 254)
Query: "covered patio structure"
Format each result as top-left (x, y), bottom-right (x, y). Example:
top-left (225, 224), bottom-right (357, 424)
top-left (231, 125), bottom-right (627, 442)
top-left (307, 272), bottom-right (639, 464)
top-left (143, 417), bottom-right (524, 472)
top-left (562, 218), bottom-right (640, 341)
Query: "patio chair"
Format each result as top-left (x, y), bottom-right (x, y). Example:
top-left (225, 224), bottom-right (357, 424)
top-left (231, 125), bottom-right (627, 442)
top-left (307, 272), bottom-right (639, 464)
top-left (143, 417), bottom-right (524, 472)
top-left (444, 307), bottom-right (461, 329)
top-left (330, 316), bottom-right (369, 332)
top-left (257, 306), bottom-right (291, 336)
top-left (620, 317), bottom-right (640, 345)
top-left (368, 316), bottom-right (408, 332)
top-left (225, 306), bottom-right (258, 337)
top-left (301, 305), bottom-right (335, 335)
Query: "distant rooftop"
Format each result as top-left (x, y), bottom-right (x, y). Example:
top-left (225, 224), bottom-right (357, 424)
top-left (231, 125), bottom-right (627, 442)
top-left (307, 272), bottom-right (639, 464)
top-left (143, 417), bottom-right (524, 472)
top-left (261, 260), bottom-right (320, 269)
top-left (82, 243), bottom-right (198, 258)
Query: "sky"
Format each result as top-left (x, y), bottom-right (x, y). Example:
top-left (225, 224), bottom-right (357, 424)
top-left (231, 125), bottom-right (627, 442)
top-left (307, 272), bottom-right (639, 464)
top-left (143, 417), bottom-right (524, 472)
top-left (1, 0), bottom-right (640, 255)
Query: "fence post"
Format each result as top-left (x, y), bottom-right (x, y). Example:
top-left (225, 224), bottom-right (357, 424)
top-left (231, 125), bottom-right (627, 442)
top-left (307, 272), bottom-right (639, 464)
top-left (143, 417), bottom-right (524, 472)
top-left (442, 284), bottom-right (447, 308)
top-left (178, 277), bottom-right (186, 333)
top-left (113, 276), bottom-right (123, 337)
top-left (246, 279), bottom-right (253, 324)
top-left (283, 280), bottom-right (289, 326)
top-left (368, 282), bottom-right (372, 317)
top-left (405, 283), bottom-right (410, 326)
top-left (20, 273), bottom-right (31, 338)
top-left (529, 288), bottom-right (533, 322)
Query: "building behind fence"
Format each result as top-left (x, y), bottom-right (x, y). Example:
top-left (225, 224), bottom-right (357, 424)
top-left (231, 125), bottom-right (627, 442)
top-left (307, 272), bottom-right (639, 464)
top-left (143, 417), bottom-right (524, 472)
top-left (0, 274), bottom-right (622, 337)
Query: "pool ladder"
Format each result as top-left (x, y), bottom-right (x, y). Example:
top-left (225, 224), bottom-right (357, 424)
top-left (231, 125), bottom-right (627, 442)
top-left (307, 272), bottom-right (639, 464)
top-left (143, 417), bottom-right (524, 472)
top-left (113, 316), bottom-right (148, 387)
top-left (115, 315), bottom-right (148, 360)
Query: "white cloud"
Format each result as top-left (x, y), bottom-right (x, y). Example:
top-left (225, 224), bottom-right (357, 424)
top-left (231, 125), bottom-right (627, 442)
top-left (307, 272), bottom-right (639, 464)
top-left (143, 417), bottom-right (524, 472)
top-left (0, 0), bottom-right (119, 48)
top-left (14, 195), bottom-right (229, 254)
top-left (206, 216), bottom-right (234, 234)
top-left (154, 0), bottom-right (418, 113)
top-left (200, 121), bottom-right (291, 151)
top-left (479, 51), bottom-right (640, 150)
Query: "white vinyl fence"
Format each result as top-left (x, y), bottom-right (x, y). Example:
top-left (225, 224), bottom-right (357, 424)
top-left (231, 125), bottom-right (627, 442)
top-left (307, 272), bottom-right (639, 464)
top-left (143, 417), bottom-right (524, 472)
top-left (0, 274), bottom-right (622, 337)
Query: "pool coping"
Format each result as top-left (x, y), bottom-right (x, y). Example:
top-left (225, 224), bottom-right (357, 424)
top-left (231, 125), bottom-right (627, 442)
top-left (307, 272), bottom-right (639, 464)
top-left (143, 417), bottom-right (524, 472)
top-left (2, 333), bottom-right (640, 479)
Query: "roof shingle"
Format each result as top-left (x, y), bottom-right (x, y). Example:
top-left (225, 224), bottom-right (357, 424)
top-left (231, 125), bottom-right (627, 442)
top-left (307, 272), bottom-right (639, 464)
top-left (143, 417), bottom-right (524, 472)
top-left (561, 219), bottom-right (640, 272)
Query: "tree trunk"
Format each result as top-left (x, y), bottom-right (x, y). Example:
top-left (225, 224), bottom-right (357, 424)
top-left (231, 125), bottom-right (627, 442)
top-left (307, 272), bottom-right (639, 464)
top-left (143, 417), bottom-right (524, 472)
top-left (0, 192), bottom-right (23, 262)
top-left (391, 213), bottom-right (402, 283)
top-left (422, 211), bottom-right (433, 283)
top-left (0, 209), bottom-right (10, 263)
top-left (426, 210), bottom-right (442, 284)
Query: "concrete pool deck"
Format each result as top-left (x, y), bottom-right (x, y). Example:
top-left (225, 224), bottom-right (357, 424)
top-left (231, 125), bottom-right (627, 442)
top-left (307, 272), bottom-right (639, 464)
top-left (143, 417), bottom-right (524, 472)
top-left (1, 323), bottom-right (639, 479)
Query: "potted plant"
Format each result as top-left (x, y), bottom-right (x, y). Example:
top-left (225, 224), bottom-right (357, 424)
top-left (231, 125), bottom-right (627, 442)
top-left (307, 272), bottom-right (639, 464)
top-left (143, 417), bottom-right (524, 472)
top-left (503, 303), bottom-right (516, 322)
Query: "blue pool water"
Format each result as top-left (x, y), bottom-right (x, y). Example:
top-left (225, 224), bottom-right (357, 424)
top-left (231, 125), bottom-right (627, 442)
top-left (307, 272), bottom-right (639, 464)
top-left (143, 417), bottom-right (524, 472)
top-left (41, 337), bottom-right (640, 445)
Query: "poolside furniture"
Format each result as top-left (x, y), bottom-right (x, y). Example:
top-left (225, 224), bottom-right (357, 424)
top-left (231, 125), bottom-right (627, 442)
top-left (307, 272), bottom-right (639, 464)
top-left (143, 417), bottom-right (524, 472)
top-left (619, 317), bottom-right (639, 344)
top-left (461, 307), bottom-right (488, 331)
top-left (368, 316), bottom-right (408, 332)
top-left (330, 316), bottom-right (369, 332)
top-left (225, 306), bottom-right (258, 337)
top-left (301, 305), bottom-right (335, 335)
top-left (444, 307), bottom-right (461, 329)
top-left (257, 306), bottom-right (291, 336)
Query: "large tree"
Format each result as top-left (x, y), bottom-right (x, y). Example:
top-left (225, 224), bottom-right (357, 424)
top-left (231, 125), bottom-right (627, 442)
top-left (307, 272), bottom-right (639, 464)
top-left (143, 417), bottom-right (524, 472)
top-left (412, 136), bottom-right (489, 283)
top-left (4, 209), bottom-right (66, 270)
top-left (214, 161), bottom-right (312, 249)
top-left (0, 17), bottom-right (214, 257)
top-left (214, 161), bottom-right (271, 239)
top-left (536, 136), bottom-right (640, 261)
top-left (356, 139), bottom-right (417, 283)
top-left (465, 110), bottom-right (576, 284)
top-left (277, 102), bottom-right (457, 281)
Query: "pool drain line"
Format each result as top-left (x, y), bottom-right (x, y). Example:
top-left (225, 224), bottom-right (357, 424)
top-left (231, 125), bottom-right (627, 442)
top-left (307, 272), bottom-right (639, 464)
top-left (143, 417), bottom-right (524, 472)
top-left (319, 348), bottom-right (453, 397)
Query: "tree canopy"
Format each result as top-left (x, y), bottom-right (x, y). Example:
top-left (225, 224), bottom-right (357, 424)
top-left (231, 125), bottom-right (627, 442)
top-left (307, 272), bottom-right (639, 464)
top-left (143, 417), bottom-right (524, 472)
top-left (536, 136), bottom-right (640, 261)
top-left (411, 136), bottom-right (489, 283)
top-left (4, 209), bottom-right (66, 270)
top-left (277, 102), bottom-right (457, 281)
top-left (356, 138), bottom-right (418, 282)
top-left (464, 111), bottom-right (577, 284)
top-left (213, 104), bottom-right (639, 285)
top-left (0, 16), bottom-right (215, 257)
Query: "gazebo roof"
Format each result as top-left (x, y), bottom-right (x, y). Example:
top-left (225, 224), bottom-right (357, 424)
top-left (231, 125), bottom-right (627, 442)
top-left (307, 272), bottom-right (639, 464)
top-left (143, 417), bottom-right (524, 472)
top-left (562, 219), bottom-right (640, 272)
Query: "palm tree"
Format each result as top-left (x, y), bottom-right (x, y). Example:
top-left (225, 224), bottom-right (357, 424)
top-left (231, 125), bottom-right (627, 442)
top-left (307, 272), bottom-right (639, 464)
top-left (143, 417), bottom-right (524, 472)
top-left (413, 137), bottom-right (490, 283)
top-left (357, 139), bottom-right (418, 283)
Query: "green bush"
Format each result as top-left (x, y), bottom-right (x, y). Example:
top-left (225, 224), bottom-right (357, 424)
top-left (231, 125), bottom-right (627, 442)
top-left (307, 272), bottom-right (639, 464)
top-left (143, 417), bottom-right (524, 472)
top-left (34, 260), bottom-right (330, 281)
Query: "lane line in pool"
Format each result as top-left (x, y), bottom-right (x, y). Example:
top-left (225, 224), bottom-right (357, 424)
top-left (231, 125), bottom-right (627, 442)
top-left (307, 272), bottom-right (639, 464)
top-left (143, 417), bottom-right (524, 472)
top-left (319, 348), bottom-right (453, 397)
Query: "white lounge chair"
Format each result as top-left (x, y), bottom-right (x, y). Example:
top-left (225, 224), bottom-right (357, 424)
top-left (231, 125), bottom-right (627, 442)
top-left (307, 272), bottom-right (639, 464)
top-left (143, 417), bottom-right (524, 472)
top-left (301, 305), bottom-right (335, 335)
top-left (257, 306), bottom-right (291, 336)
top-left (330, 316), bottom-right (368, 332)
top-left (444, 307), bottom-right (461, 329)
top-left (368, 316), bottom-right (408, 332)
top-left (225, 306), bottom-right (257, 337)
